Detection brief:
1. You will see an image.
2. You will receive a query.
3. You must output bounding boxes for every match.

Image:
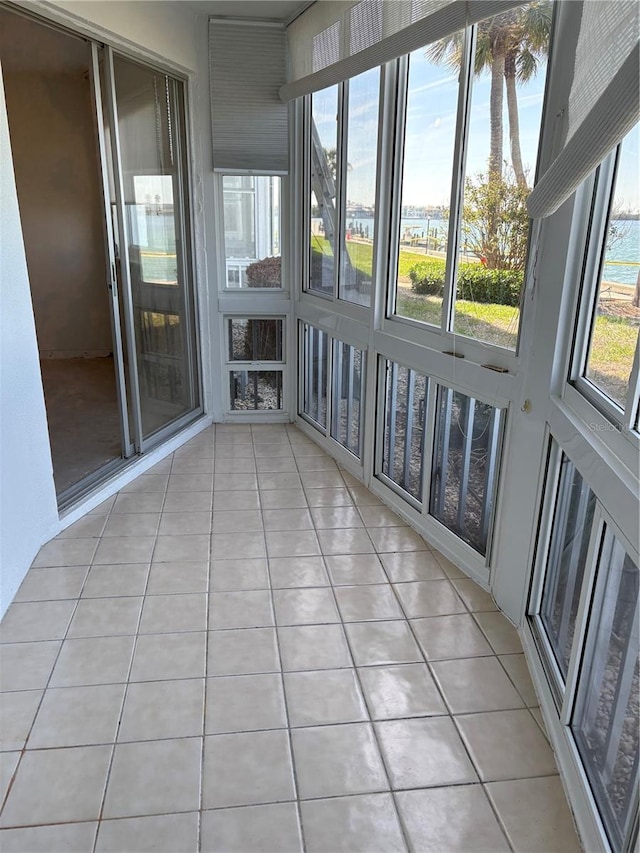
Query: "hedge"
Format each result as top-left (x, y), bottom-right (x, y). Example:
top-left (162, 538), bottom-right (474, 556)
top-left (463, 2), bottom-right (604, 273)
top-left (408, 259), bottom-right (523, 307)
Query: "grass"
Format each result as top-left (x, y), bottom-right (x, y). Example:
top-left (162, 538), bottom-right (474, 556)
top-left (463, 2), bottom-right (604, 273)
top-left (311, 238), bottom-right (639, 385)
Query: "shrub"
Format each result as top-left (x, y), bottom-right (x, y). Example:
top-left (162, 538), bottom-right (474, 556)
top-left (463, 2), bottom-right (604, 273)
top-left (245, 256), bottom-right (281, 288)
top-left (409, 260), bottom-right (523, 306)
top-left (408, 259), bottom-right (446, 296)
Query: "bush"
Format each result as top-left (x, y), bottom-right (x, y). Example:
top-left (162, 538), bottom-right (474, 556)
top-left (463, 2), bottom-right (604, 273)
top-left (245, 256), bottom-right (281, 288)
top-left (408, 259), bottom-right (446, 295)
top-left (409, 260), bottom-right (523, 307)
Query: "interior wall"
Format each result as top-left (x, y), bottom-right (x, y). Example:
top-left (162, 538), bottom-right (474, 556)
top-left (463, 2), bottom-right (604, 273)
top-left (0, 58), bottom-right (59, 616)
top-left (3, 66), bottom-right (112, 357)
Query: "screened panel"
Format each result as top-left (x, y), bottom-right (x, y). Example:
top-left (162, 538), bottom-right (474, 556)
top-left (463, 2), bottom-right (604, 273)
top-left (309, 85), bottom-right (339, 296)
top-left (228, 319), bottom-right (283, 362)
top-left (381, 360), bottom-right (428, 502)
top-left (572, 534), bottom-right (639, 850)
top-left (539, 456), bottom-right (596, 682)
top-left (222, 176), bottom-right (281, 289)
top-left (230, 371), bottom-right (283, 410)
top-left (452, 3), bottom-right (551, 350)
top-left (302, 323), bottom-right (329, 429)
top-left (331, 341), bottom-right (364, 457)
top-left (430, 387), bottom-right (503, 555)
top-left (393, 40), bottom-right (460, 326)
top-left (583, 124), bottom-right (640, 411)
top-left (339, 67), bottom-right (380, 308)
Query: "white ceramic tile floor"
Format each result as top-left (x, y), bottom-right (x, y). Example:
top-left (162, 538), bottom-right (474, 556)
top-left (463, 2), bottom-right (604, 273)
top-left (0, 424), bottom-right (581, 852)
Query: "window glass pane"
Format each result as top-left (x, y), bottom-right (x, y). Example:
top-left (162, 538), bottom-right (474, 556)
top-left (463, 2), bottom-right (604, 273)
top-left (540, 456), bottom-right (596, 681)
top-left (340, 67), bottom-right (380, 308)
top-left (381, 361), bottom-right (428, 502)
top-left (230, 371), bottom-right (283, 410)
top-left (430, 387), bottom-right (503, 555)
top-left (302, 323), bottom-right (329, 428)
top-left (223, 175), bottom-right (281, 289)
top-left (572, 534), bottom-right (639, 849)
top-left (113, 56), bottom-right (199, 439)
top-left (331, 341), bottom-right (364, 457)
top-left (228, 319), bottom-right (283, 362)
top-left (310, 85), bottom-right (339, 296)
top-left (393, 39), bottom-right (460, 325)
top-left (584, 124), bottom-right (640, 409)
top-left (452, 3), bottom-right (552, 349)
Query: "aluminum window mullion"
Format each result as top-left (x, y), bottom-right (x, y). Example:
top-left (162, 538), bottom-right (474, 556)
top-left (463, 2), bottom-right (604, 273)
top-left (103, 46), bottom-right (144, 453)
top-left (441, 24), bottom-right (475, 336)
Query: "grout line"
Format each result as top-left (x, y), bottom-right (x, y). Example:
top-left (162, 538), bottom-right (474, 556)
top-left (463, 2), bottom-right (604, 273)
top-left (91, 516), bottom-right (156, 853)
top-left (259, 428), bottom-right (307, 853)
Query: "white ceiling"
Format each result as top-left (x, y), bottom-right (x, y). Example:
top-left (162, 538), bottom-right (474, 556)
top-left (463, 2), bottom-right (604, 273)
top-left (185, 1), bottom-right (310, 23)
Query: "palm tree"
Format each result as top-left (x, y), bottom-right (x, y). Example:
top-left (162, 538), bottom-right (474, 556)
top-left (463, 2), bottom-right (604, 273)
top-left (426, 2), bottom-right (552, 186)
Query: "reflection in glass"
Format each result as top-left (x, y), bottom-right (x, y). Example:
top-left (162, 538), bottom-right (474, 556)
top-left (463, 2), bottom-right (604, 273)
top-left (572, 535), bottom-right (639, 849)
top-left (585, 124), bottom-right (640, 409)
top-left (331, 341), bottom-right (364, 457)
top-left (393, 43), bottom-right (460, 325)
top-left (230, 371), bottom-right (283, 410)
top-left (302, 323), bottom-right (328, 428)
top-left (540, 456), bottom-right (596, 680)
top-left (430, 386), bottom-right (502, 555)
top-left (113, 55), bottom-right (198, 438)
top-left (228, 319), bottom-right (283, 362)
top-left (340, 68), bottom-right (380, 307)
top-left (453, 4), bottom-right (551, 349)
top-left (381, 361), bottom-right (428, 502)
top-left (309, 85), bottom-right (339, 296)
top-left (223, 175), bottom-right (281, 289)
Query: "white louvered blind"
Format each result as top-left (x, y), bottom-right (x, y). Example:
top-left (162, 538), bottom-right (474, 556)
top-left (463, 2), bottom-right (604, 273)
top-left (209, 19), bottom-right (288, 173)
top-left (527, 0), bottom-right (639, 219)
top-left (280, 0), bottom-right (524, 101)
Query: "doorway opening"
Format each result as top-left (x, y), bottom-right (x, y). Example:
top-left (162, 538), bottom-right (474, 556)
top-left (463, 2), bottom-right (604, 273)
top-left (0, 7), bottom-right (202, 507)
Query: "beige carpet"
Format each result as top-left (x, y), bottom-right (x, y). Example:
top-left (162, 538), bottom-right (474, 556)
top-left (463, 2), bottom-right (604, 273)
top-left (40, 357), bottom-right (123, 496)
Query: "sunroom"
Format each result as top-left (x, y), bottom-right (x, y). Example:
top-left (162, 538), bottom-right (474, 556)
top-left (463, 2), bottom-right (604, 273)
top-left (0, 1), bottom-right (638, 851)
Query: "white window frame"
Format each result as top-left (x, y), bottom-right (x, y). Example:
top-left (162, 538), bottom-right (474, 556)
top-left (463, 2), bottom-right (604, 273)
top-left (216, 172), bottom-right (287, 294)
top-left (302, 69), bottom-right (385, 318)
top-left (569, 143), bottom-right (640, 442)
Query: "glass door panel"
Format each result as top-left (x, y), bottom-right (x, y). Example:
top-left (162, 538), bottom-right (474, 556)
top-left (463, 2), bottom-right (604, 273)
top-left (111, 54), bottom-right (199, 441)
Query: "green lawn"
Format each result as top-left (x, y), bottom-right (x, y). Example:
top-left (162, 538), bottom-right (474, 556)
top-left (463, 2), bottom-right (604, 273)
top-left (311, 239), bottom-right (639, 387)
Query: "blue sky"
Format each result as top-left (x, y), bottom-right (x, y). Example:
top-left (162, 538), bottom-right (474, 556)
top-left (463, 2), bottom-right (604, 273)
top-left (313, 48), bottom-right (640, 214)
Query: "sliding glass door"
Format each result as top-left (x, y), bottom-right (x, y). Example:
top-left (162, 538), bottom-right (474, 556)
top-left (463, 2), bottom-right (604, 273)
top-left (100, 47), bottom-right (200, 451)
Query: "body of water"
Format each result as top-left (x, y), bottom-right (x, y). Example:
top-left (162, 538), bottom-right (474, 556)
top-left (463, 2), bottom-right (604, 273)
top-left (345, 217), bottom-right (640, 287)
